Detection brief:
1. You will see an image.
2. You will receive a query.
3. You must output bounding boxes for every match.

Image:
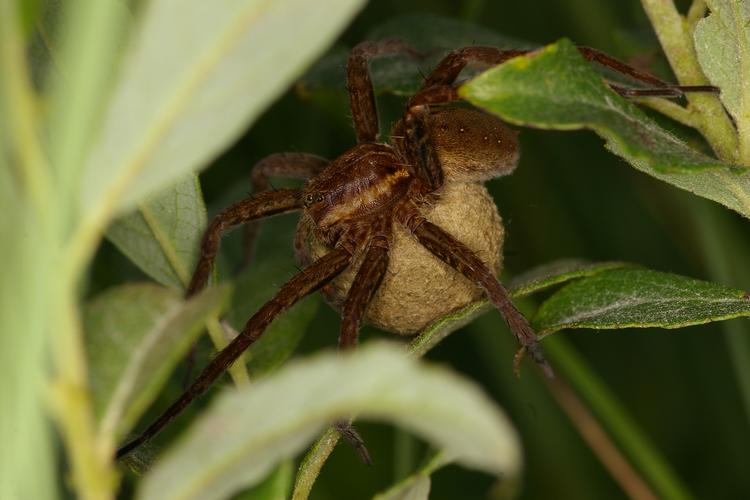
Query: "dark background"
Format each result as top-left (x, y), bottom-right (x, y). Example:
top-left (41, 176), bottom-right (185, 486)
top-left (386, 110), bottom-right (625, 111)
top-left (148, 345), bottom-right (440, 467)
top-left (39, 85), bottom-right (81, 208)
top-left (100, 1), bottom-right (750, 498)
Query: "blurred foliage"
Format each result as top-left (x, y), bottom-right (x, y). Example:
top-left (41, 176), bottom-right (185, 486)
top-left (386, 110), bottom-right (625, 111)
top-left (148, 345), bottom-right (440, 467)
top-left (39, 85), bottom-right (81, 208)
top-left (74, 0), bottom-right (750, 499)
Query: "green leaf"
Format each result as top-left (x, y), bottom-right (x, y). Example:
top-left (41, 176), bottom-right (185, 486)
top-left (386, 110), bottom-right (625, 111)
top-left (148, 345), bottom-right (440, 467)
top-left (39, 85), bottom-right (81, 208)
top-left (228, 261), bottom-right (320, 378)
top-left (106, 175), bottom-right (207, 289)
top-left (460, 39), bottom-right (750, 219)
top-left (508, 259), bottom-right (633, 298)
top-left (694, 0), bottom-right (750, 158)
top-left (461, 39), bottom-right (732, 173)
top-left (534, 268), bottom-right (750, 335)
top-left (300, 14), bottom-right (527, 97)
top-left (80, 0), bottom-right (367, 218)
top-left (372, 451), bottom-right (449, 500)
top-left (137, 343), bottom-right (521, 500)
top-left (409, 259), bottom-right (629, 356)
top-left (84, 282), bottom-right (232, 441)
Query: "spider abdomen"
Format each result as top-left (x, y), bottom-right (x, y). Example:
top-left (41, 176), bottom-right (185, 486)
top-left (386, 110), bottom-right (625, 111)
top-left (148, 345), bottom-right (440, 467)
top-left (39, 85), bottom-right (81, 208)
top-left (308, 181), bottom-right (504, 334)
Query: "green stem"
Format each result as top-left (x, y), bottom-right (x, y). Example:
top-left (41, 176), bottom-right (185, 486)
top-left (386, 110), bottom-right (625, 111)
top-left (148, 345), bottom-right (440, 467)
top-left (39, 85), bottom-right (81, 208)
top-left (545, 336), bottom-right (695, 500)
top-left (685, 0), bottom-right (706, 27)
top-left (640, 0), bottom-right (739, 164)
top-left (291, 427), bottom-right (340, 500)
top-left (635, 97), bottom-right (697, 129)
top-left (205, 318), bottom-right (251, 386)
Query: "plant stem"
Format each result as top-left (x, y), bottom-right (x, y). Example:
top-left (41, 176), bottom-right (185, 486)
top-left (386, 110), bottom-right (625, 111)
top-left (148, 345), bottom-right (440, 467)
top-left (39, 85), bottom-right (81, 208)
top-left (292, 427), bottom-right (340, 500)
top-left (635, 97), bottom-right (697, 128)
top-left (50, 290), bottom-right (119, 500)
top-left (640, 0), bottom-right (739, 164)
top-left (206, 318), bottom-right (251, 385)
top-left (685, 0), bottom-right (706, 27)
top-left (543, 375), bottom-right (658, 500)
top-left (544, 336), bottom-right (695, 500)
top-left (0, 0), bottom-right (52, 216)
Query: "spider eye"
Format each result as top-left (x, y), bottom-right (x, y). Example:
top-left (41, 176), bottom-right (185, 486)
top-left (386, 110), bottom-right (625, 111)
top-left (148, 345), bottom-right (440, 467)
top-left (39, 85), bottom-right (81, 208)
top-left (315, 193), bottom-right (324, 203)
top-left (304, 193), bottom-right (314, 205)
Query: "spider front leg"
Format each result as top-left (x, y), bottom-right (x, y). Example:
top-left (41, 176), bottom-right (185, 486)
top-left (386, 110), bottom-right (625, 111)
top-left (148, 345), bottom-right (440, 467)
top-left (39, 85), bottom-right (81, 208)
top-left (241, 153), bottom-right (329, 267)
top-left (117, 247), bottom-right (353, 458)
top-left (348, 39), bottom-right (422, 143)
top-left (187, 188), bottom-right (302, 298)
top-left (399, 208), bottom-right (553, 378)
top-left (419, 45), bottom-right (718, 99)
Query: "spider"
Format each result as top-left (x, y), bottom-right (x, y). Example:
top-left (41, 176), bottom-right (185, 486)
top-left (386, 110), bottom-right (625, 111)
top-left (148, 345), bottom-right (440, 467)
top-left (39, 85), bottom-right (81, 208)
top-left (116, 39), bottom-right (717, 459)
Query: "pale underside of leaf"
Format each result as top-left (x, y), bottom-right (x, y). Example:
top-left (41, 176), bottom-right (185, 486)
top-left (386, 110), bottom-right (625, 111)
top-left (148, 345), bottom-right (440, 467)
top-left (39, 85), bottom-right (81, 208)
top-left (80, 0), bottom-right (367, 223)
top-left (694, 0), bottom-right (750, 160)
top-left (84, 283), bottom-right (231, 442)
top-left (137, 344), bottom-right (521, 500)
top-left (106, 174), bottom-right (206, 288)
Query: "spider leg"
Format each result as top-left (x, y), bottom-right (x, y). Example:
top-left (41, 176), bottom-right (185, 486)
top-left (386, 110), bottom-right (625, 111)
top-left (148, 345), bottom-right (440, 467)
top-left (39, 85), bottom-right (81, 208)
top-left (187, 188), bottom-right (302, 298)
top-left (340, 235), bottom-right (390, 349)
top-left (333, 225), bottom-right (390, 465)
top-left (242, 153), bottom-right (329, 268)
top-left (294, 214), bottom-right (315, 268)
top-left (398, 209), bottom-right (553, 378)
top-left (402, 101), bottom-right (445, 192)
top-left (419, 45), bottom-right (718, 99)
top-left (116, 247), bottom-right (353, 459)
top-left (348, 39), bottom-right (422, 143)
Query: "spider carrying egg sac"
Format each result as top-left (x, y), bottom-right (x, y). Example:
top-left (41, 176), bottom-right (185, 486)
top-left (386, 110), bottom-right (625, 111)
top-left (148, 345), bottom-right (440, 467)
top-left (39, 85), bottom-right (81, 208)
top-left (309, 108), bottom-right (518, 334)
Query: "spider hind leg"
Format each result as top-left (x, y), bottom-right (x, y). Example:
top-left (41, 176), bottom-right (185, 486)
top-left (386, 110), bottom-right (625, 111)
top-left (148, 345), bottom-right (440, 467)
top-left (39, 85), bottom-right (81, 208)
top-left (400, 210), bottom-right (553, 378)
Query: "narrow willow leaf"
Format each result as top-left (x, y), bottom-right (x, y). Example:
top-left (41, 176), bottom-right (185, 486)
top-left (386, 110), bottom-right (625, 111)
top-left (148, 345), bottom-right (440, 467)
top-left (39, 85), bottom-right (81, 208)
top-left (228, 260), bottom-right (320, 377)
top-left (85, 283), bottom-right (232, 441)
top-left (534, 269), bottom-right (750, 335)
top-left (0, 139), bottom-right (56, 500)
top-left (409, 259), bottom-right (628, 356)
top-left (460, 38), bottom-right (750, 219)
top-left (694, 0), bottom-right (750, 158)
top-left (372, 451), bottom-right (450, 500)
top-left (81, 0), bottom-right (367, 217)
top-left (461, 39), bottom-right (733, 173)
top-left (106, 175), bottom-right (207, 288)
top-left (137, 343), bottom-right (521, 500)
top-left (508, 259), bottom-right (633, 298)
top-left (300, 14), bottom-right (527, 97)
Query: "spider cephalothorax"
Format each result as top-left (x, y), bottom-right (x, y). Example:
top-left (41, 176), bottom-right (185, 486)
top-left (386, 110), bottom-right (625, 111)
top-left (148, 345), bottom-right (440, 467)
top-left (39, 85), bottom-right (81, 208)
top-left (117, 39), bottom-right (715, 459)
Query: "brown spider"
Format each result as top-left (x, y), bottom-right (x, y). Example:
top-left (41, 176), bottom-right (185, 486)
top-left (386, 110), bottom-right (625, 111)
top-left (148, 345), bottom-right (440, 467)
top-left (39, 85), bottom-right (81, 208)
top-left (116, 40), bottom-right (717, 459)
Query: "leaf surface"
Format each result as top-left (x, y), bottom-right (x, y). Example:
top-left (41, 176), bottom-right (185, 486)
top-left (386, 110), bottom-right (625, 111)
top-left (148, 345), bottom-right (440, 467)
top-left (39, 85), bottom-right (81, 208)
top-left (84, 283), bottom-right (231, 440)
top-left (81, 0), bottom-right (367, 216)
top-left (461, 39), bottom-right (731, 173)
top-left (460, 39), bottom-right (750, 218)
top-left (409, 259), bottom-right (629, 356)
top-left (106, 175), bottom-right (206, 288)
top-left (534, 269), bottom-right (750, 335)
top-left (694, 0), bottom-right (750, 137)
top-left (137, 343), bottom-right (521, 500)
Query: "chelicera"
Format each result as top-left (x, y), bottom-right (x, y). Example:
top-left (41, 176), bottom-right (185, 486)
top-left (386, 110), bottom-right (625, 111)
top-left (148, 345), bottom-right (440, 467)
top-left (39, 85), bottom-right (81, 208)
top-left (117, 40), bottom-right (717, 459)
